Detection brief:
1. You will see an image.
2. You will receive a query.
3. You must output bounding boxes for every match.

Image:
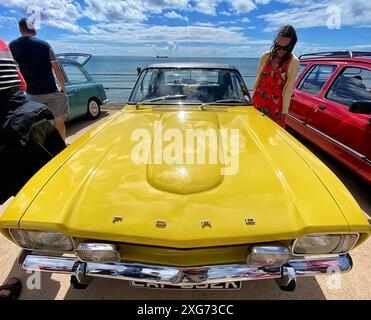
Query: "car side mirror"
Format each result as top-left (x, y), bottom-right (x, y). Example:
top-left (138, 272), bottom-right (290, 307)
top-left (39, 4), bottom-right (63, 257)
top-left (349, 101), bottom-right (371, 115)
top-left (137, 67), bottom-right (142, 75)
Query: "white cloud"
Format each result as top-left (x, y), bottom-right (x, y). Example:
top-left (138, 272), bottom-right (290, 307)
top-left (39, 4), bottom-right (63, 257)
top-left (1, 0), bottom-right (85, 32)
top-left (255, 0), bottom-right (272, 4)
top-left (84, 0), bottom-right (147, 22)
top-left (219, 10), bottom-right (232, 16)
top-left (3, 0), bottom-right (369, 57)
top-left (47, 39), bottom-right (267, 57)
top-left (351, 44), bottom-right (371, 50)
top-left (164, 10), bottom-right (188, 21)
top-left (64, 23), bottom-right (250, 44)
top-left (194, 0), bottom-right (219, 15)
top-left (258, 0), bottom-right (371, 31)
top-left (228, 0), bottom-right (256, 14)
top-left (193, 22), bottom-right (217, 27)
top-left (193, 0), bottom-right (256, 15)
top-left (0, 15), bottom-right (18, 28)
top-left (143, 0), bottom-right (189, 13)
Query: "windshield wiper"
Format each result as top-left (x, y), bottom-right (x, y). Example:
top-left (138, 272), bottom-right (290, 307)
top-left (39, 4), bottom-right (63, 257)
top-left (200, 99), bottom-right (247, 108)
top-left (138, 94), bottom-right (188, 104)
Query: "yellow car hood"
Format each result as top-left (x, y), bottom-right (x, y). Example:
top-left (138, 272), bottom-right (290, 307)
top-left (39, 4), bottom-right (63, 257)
top-left (16, 107), bottom-right (356, 248)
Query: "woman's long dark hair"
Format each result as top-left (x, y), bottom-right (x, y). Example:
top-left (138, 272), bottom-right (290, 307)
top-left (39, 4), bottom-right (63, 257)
top-left (270, 25), bottom-right (298, 66)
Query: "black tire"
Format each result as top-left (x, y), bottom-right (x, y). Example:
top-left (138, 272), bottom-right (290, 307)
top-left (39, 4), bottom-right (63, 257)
top-left (86, 98), bottom-right (101, 120)
top-left (70, 276), bottom-right (89, 289)
top-left (279, 280), bottom-right (296, 292)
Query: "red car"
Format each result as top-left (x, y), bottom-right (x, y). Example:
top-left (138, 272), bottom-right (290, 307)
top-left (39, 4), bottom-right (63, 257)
top-left (286, 51), bottom-right (371, 183)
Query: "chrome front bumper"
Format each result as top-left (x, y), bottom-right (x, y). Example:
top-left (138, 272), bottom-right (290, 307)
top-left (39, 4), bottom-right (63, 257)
top-left (18, 251), bottom-right (352, 287)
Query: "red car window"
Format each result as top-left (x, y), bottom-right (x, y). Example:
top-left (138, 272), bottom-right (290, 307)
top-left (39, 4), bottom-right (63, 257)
top-left (298, 64), bottom-right (337, 96)
top-left (325, 66), bottom-right (371, 107)
top-left (296, 63), bottom-right (307, 80)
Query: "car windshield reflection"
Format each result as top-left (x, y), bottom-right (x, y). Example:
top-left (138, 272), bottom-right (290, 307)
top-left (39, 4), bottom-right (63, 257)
top-left (129, 68), bottom-right (252, 105)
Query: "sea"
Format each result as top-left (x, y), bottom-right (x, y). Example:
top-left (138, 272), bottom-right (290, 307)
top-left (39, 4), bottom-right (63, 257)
top-left (83, 56), bottom-right (260, 104)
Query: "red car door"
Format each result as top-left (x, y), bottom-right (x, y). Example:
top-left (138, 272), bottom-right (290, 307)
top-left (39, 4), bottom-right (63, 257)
top-left (306, 65), bottom-right (371, 175)
top-left (287, 63), bottom-right (313, 135)
top-left (287, 63), bottom-right (338, 136)
top-left (358, 148), bottom-right (371, 183)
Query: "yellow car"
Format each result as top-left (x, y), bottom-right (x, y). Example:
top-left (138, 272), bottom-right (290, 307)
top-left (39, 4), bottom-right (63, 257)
top-left (0, 63), bottom-right (370, 291)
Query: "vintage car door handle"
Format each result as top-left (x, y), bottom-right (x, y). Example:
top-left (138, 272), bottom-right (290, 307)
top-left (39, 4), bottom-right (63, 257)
top-left (67, 89), bottom-right (77, 97)
top-left (318, 104), bottom-right (327, 110)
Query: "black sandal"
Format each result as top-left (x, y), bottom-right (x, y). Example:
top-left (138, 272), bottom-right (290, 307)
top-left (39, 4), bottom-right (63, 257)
top-left (0, 277), bottom-right (22, 300)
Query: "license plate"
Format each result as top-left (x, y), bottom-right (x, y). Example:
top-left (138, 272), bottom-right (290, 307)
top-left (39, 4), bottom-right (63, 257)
top-left (129, 281), bottom-right (242, 290)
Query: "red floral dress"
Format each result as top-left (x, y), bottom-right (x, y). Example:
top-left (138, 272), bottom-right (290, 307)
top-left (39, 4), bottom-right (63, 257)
top-left (253, 56), bottom-right (292, 126)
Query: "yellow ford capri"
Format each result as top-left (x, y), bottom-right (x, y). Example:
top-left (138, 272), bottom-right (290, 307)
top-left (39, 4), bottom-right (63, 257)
top-left (0, 63), bottom-right (370, 291)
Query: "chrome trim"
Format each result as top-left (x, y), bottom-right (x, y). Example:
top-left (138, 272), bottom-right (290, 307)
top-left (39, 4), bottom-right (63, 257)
top-left (291, 233), bottom-right (360, 256)
top-left (287, 114), bottom-right (369, 162)
top-left (287, 113), bottom-right (306, 125)
top-left (307, 124), bottom-right (366, 160)
top-left (103, 99), bottom-right (110, 104)
top-left (74, 243), bottom-right (121, 263)
top-left (18, 251), bottom-right (78, 274)
top-left (18, 250), bottom-right (353, 286)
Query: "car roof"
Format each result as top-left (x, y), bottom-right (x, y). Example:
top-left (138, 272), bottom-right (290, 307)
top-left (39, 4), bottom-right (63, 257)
top-left (143, 62), bottom-right (240, 71)
top-left (300, 57), bottom-right (371, 64)
top-left (299, 51), bottom-right (371, 65)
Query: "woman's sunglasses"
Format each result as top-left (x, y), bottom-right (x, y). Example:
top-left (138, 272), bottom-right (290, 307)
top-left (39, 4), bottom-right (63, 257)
top-left (274, 43), bottom-right (291, 51)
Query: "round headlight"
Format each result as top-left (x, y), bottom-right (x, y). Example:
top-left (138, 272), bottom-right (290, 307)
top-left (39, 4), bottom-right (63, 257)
top-left (9, 229), bottom-right (75, 251)
top-left (293, 234), bottom-right (359, 255)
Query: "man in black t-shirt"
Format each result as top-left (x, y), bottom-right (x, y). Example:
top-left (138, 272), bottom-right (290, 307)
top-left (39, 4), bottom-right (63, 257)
top-left (9, 18), bottom-right (69, 141)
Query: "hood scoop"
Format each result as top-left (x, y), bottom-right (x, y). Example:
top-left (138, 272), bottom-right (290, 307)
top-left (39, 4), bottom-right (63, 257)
top-left (146, 112), bottom-right (225, 195)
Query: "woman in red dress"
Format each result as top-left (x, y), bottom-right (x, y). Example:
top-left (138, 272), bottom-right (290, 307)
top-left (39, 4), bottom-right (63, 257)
top-left (253, 25), bottom-right (299, 127)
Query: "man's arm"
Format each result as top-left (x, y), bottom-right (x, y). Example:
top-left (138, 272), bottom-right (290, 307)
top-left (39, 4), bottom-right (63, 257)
top-left (51, 61), bottom-right (66, 93)
top-left (48, 46), bottom-right (66, 93)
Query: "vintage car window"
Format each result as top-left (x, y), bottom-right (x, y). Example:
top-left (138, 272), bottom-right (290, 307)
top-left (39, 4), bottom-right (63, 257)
top-left (298, 64), bottom-right (337, 96)
top-left (62, 63), bottom-right (89, 84)
top-left (325, 67), bottom-right (371, 107)
top-left (296, 63), bottom-right (307, 80)
top-left (129, 68), bottom-right (250, 104)
top-left (134, 69), bottom-right (152, 102)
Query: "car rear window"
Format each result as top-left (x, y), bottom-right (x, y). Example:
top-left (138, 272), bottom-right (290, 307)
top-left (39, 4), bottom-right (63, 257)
top-left (63, 63), bottom-right (89, 84)
top-left (325, 67), bottom-right (371, 107)
top-left (298, 64), bottom-right (337, 96)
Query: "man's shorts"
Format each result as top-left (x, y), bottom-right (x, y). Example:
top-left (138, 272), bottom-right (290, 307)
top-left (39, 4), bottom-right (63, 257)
top-left (28, 91), bottom-right (70, 117)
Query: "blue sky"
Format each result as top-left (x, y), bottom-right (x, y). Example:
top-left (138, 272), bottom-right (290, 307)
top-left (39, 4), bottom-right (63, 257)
top-left (0, 0), bottom-right (370, 57)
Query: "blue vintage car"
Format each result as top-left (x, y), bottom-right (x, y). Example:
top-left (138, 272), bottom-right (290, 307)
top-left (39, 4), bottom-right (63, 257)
top-left (57, 53), bottom-right (109, 121)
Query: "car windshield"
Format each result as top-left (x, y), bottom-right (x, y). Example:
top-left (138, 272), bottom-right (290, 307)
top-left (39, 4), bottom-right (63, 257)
top-left (128, 68), bottom-right (251, 105)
